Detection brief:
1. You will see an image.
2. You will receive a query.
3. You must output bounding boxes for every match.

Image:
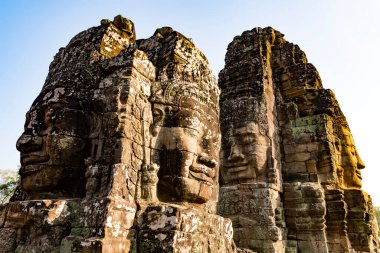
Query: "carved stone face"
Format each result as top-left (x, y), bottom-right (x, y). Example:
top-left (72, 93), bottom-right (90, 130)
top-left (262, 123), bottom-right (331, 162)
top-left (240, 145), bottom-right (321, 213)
top-left (335, 125), bottom-right (365, 189)
top-left (221, 122), bottom-right (270, 184)
top-left (16, 88), bottom-right (90, 198)
top-left (151, 99), bottom-right (219, 203)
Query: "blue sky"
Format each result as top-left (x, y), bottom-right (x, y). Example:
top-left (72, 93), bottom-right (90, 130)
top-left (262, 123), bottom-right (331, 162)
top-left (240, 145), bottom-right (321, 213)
top-left (1, 0), bottom-right (379, 204)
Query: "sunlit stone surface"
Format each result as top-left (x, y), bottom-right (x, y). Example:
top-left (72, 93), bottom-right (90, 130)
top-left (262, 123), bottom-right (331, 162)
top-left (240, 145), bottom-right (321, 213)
top-left (0, 17), bottom-right (378, 253)
top-left (0, 17), bottom-right (235, 253)
top-left (218, 27), bottom-right (379, 253)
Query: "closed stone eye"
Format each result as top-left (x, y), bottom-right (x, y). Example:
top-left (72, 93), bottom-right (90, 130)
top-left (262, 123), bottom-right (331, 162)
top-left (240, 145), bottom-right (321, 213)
top-left (240, 134), bottom-right (255, 145)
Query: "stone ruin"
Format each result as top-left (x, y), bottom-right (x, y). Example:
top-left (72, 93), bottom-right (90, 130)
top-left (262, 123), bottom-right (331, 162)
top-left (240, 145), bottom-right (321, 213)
top-left (218, 27), bottom-right (379, 253)
top-left (0, 16), bottom-right (378, 253)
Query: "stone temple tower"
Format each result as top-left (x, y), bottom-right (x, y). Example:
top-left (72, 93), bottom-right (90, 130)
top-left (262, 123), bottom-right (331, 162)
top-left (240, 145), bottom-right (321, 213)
top-left (218, 27), bottom-right (379, 253)
top-left (218, 27), bottom-right (379, 252)
top-left (0, 16), bottom-right (235, 253)
top-left (0, 17), bottom-right (378, 253)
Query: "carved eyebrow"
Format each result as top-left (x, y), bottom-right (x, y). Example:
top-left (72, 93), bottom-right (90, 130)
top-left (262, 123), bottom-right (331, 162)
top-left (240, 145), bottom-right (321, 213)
top-left (235, 129), bottom-right (256, 135)
top-left (45, 100), bottom-right (72, 107)
top-left (183, 127), bottom-right (200, 135)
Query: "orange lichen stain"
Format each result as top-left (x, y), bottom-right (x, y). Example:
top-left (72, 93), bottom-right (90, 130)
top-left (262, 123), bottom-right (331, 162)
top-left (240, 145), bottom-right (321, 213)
top-left (100, 23), bottom-right (129, 59)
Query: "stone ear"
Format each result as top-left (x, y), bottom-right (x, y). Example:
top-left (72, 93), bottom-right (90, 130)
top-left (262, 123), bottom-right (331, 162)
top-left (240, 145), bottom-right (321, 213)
top-left (150, 107), bottom-right (164, 137)
top-left (152, 107), bottom-right (164, 125)
top-left (88, 111), bottom-right (102, 139)
top-left (149, 125), bottom-right (158, 137)
top-left (266, 147), bottom-right (273, 169)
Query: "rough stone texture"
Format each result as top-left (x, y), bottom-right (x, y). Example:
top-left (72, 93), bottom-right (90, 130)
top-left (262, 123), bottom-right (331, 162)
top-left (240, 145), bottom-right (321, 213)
top-left (218, 27), bottom-right (379, 253)
top-left (0, 17), bottom-right (235, 252)
top-left (137, 205), bottom-right (234, 253)
top-left (1, 17), bottom-right (378, 253)
top-left (218, 27), bottom-right (286, 253)
top-left (137, 27), bottom-right (220, 213)
top-left (219, 185), bottom-right (285, 252)
top-left (344, 190), bottom-right (379, 252)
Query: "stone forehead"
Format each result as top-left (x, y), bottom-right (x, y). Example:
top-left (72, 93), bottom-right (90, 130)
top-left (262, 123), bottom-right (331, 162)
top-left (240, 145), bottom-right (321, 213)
top-left (30, 87), bottom-right (91, 110)
top-left (221, 97), bottom-right (263, 123)
top-left (234, 122), bottom-right (260, 134)
top-left (152, 102), bottom-right (219, 130)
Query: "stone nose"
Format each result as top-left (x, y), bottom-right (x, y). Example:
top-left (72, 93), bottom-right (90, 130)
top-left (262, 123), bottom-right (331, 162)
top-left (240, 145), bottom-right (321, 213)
top-left (197, 152), bottom-right (217, 168)
top-left (16, 133), bottom-right (43, 153)
top-left (227, 143), bottom-right (245, 162)
top-left (356, 154), bottom-right (365, 170)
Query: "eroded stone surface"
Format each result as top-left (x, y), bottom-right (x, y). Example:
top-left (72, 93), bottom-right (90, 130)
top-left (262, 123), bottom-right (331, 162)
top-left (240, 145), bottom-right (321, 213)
top-left (1, 17), bottom-right (378, 253)
top-left (0, 16), bottom-right (235, 253)
top-left (133, 26), bottom-right (235, 253)
top-left (137, 27), bottom-right (221, 213)
top-left (137, 205), bottom-right (234, 253)
top-left (218, 27), bottom-right (379, 253)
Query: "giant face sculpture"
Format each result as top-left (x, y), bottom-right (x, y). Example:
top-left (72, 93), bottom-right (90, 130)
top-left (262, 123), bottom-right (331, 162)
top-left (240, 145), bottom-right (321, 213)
top-left (221, 122), bottom-right (270, 184)
top-left (16, 88), bottom-right (91, 199)
top-left (15, 15), bottom-right (137, 200)
top-left (334, 124), bottom-right (365, 189)
top-left (151, 95), bottom-right (220, 203)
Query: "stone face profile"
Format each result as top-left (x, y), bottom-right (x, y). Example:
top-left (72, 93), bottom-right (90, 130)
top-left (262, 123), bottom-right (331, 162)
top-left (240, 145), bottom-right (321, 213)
top-left (333, 121), bottom-right (365, 189)
top-left (218, 27), bottom-right (379, 253)
top-left (0, 16), bottom-right (379, 253)
top-left (16, 88), bottom-right (90, 199)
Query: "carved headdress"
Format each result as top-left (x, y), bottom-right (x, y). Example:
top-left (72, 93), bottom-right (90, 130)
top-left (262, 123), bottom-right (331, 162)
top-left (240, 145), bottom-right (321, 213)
top-left (150, 79), bottom-right (219, 115)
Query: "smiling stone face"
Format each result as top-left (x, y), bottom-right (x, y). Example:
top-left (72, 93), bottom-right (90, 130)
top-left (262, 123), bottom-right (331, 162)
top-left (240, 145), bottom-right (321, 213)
top-left (151, 97), bottom-right (220, 203)
top-left (16, 88), bottom-right (91, 199)
top-left (334, 124), bottom-right (365, 189)
top-left (220, 121), bottom-right (270, 184)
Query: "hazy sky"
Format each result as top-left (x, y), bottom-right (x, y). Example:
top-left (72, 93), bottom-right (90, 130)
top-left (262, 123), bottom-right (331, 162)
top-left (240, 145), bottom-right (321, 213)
top-left (1, 0), bottom-right (379, 204)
